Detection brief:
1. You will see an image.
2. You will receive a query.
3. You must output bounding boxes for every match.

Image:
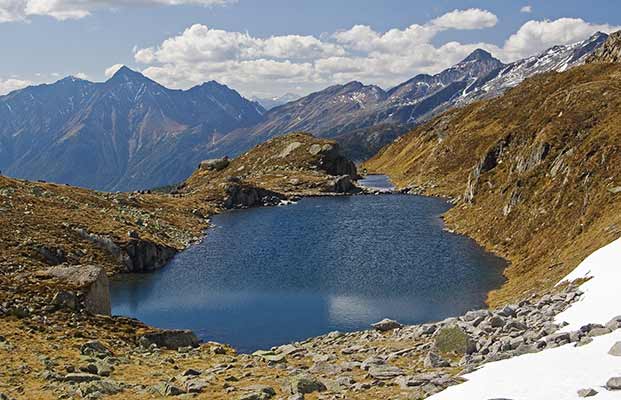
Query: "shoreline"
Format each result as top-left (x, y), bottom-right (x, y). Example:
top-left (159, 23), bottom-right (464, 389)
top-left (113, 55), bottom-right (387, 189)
top-left (108, 182), bottom-right (509, 355)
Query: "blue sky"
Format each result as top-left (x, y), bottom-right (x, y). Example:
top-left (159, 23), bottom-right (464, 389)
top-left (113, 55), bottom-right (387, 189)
top-left (1, 0), bottom-right (620, 97)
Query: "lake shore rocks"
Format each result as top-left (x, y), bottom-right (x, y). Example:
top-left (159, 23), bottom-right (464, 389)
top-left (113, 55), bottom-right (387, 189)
top-left (138, 330), bottom-right (199, 350)
top-left (39, 265), bottom-right (111, 315)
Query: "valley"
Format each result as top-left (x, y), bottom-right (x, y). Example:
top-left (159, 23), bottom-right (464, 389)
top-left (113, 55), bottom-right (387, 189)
top-left (0, 17), bottom-right (621, 400)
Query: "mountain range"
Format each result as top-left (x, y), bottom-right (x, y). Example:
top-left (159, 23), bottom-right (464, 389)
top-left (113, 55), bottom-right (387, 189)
top-left (0, 67), bottom-right (264, 191)
top-left (251, 93), bottom-right (301, 110)
top-left (0, 32), bottom-right (608, 191)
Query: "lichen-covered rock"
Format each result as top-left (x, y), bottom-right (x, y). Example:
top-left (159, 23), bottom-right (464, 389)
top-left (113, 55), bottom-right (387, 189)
top-left (433, 325), bottom-right (476, 355)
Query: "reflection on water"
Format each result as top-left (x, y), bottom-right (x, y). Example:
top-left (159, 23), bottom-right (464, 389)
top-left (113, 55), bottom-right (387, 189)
top-left (358, 174), bottom-right (395, 191)
top-left (111, 189), bottom-right (506, 353)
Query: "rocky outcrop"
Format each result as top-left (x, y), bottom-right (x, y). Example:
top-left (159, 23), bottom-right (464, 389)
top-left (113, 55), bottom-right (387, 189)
top-left (122, 239), bottom-right (177, 273)
top-left (41, 265), bottom-right (111, 315)
top-left (587, 30), bottom-right (621, 64)
top-left (311, 143), bottom-right (358, 178)
top-left (223, 184), bottom-right (283, 209)
top-left (74, 228), bottom-right (177, 273)
top-left (138, 330), bottom-right (199, 350)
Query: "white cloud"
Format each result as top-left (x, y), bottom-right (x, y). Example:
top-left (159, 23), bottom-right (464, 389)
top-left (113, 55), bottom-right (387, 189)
top-left (0, 0), bottom-right (236, 22)
top-left (135, 9), bottom-right (500, 96)
top-left (520, 5), bottom-right (533, 13)
top-left (430, 8), bottom-right (498, 30)
top-left (0, 78), bottom-right (32, 95)
top-left (74, 72), bottom-right (88, 80)
top-left (104, 64), bottom-right (125, 78)
top-left (130, 11), bottom-right (618, 97)
top-left (502, 18), bottom-right (621, 60)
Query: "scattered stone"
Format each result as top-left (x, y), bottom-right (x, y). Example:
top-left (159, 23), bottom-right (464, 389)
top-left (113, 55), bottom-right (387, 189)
top-left (424, 352), bottom-right (450, 368)
top-left (62, 373), bottom-right (102, 383)
top-left (371, 318), bottom-right (403, 332)
top-left (577, 388), bottom-right (598, 397)
top-left (81, 341), bottom-right (112, 359)
top-left (51, 291), bottom-right (78, 310)
top-left (138, 330), bottom-right (199, 350)
top-left (239, 385), bottom-right (276, 400)
top-left (163, 382), bottom-right (186, 396)
top-left (79, 380), bottom-right (123, 397)
top-left (607, 377), bottom-right (621, 390)
top-left (368, 365), bottom-right (404, 380)
top-left (289, 375), bottom-right (326, 394)
top-left (608, 342), bottom-right (621, 356)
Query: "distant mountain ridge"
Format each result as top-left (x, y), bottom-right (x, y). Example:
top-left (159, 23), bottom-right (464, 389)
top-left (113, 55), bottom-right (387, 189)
top-left (208, 33), bottom-right (607, 162)
top-left (0, 66), bottom-right (265, 191)
top-left (0, 33), bottom-right (608, 190)
top-left (252, 93), bottom-right (301, 110)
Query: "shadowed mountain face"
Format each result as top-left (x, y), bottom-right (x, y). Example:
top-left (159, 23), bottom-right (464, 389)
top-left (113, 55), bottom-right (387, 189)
top-left (0, 67), bottom-right (265, 191)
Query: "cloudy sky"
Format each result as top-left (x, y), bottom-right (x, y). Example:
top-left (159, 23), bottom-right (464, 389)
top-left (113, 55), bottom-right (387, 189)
top-left (1, 0), bottom-right (620, 98)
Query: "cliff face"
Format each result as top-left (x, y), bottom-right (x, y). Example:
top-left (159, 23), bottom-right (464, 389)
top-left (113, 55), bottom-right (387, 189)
top-left (181, 132), bottom-right (359, 207)
top-left (365, 62), bottom-right (621, 306)
top-left (587, 31), bottom-right (621, 64)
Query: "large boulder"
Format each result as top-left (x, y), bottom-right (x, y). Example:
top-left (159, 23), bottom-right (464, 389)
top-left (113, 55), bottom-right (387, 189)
top-left (433, 325), bottom-right (477, 355)
top-left (138, 330), bottom-right (199, 350)
top-left (42, 265), bottom-right (111, 315)
top-left (199, 157), bottom-right (230, 172)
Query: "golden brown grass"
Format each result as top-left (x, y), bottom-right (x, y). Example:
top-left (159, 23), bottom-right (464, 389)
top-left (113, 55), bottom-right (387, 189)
top-left (364, 63), bottom-right (621, 306)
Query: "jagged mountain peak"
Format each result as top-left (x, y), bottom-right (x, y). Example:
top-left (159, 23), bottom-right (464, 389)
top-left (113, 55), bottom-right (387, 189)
top-left (106, 66), bottom-right (154, 85)
top-left (461, 48), bottom-right (495, 63)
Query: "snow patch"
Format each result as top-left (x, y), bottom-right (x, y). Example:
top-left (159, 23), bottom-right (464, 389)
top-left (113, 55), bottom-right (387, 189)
top-left (428, 237), bottom-right (621, 400)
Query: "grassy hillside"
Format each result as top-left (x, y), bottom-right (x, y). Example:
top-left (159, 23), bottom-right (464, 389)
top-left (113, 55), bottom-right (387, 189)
top-left (365, 62), bottom-right (621, 306)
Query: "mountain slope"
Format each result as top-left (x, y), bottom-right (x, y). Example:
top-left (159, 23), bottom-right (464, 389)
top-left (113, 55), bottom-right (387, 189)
top-left (212, 50), bottom-right (505, 161)
top-left (365, 55), bottom-right (621, 307)
top-left (0, 67), bottom-right (265, 191)
top-left (211, 35), bottom-right (605, 162)
top-left (252, 93), bottom-right (300, 110)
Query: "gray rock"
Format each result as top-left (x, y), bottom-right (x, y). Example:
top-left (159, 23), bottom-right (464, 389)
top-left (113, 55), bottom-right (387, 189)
top-left (607, 377), bottom-right (621, 390)
top-left (368, 365), bottom-right (404, 380)
top-left (371, 318), bottom-right (403, 332)
top-left (42, 265), bottom-right (111, 315)
top-left (289, 374), bottom-right (326, 394)
top-left (577, 388), bottom-right (598, 397)
top-left (239, 385), bottom-right (276, 400)
top-left (279, 142), bottom-right (303, 158)
top-left (163, 382), bottom-right (186, 396)
top-left (361, 356), bottom-right (385, 370)
top-left (433, 325), bottom-right (476, 355)
top-left (62, 373), bottom-right (102, 383)
top-left (588, 327), bottom-right (612, 337)
top-left (138, 330), bottom-right (199, 350)
top-left (52, 291), bottom-right (78, 310)
top-left (489, 316), bottom-right (506, 328)
top-left (199, 157), bottom-right (229, 171)
top-left (424, 352), bottom-right (450, 368)
top-left (608, 342), bottom-right (621, 356)
top-left (79, 380), bottom-right (123, 397)
top-left (80, 341), bottom-right (112, 359)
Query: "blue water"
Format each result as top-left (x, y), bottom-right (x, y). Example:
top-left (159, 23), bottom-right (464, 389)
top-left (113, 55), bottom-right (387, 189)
top-left (359, 174), bottom-right (395, 191)
top-left (111, 181), bottom-right (506, 353)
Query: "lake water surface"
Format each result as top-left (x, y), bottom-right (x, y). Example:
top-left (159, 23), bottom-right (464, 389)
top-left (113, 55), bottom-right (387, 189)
top-left (111, 176), bottom-right (506, 352)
